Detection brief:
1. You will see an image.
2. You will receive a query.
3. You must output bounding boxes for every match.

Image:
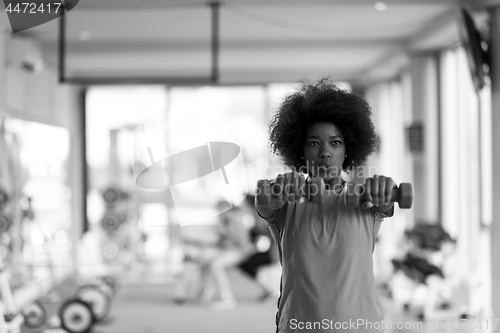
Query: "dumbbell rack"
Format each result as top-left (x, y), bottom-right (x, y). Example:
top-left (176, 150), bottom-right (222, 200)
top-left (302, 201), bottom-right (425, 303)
top-left (0, 254), bottom-right (23, 333)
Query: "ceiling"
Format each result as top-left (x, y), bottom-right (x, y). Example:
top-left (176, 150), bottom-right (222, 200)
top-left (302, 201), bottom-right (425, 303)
top-left (11, 0), bottom-right (498, 85)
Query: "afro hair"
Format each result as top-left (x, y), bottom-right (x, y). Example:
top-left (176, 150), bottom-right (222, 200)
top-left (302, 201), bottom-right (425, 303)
top-left (269, 78), bottom-right (378, 172)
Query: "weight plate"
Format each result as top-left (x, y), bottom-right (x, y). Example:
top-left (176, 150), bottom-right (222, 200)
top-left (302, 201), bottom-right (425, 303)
top-left (59, 298), bottom-right (95, 333)
top-left (75, 285), bottom-right (112, 322)
top-left (101, 213), bottom-right (121, 233)
top-left (102, 188), bottom-right (119, 204)
top-left (0, 213), bottom-right (11, 233)
top-left (21, 301), bottom-right (47, 328)
top-left (83, 278), bottom-right (115, 299)
top-left (0, 188), bottom-right (8, 206)
top-left (100, 275), bottom-right (120, 295)
top-left (102, 241), bottom-right (121, 262)
top-left (399, 183), bottom-right (414, 209)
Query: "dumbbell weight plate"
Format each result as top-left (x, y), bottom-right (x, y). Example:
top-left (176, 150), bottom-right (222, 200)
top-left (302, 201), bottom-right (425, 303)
top-left (101, 213), bottom-right (121, 233)
top-left (0, 188), bottom-right (8, 206)
top-left (99, 275), bottom-right (120, 297)
top-left (0, 213), bottom-right (11, 234)
top-left (103, 188), bottom-right (119, 204)
top-left (59, 298), bottom-right (95, 333)
top-left (21, 300), bottom-right (47, 328)
top-left (75, 285), bottom-right (112, 322)
top-left (344, 182), bottom-right (414, 209)
top-left (102, 240), bottom-right (121, 263)
top-left (85, 279), bottom-right (115, 299)
top-left (398, 183), bottom-right (413, 209)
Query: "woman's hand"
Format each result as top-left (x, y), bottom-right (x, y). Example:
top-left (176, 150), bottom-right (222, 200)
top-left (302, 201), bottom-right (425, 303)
top-left (266, 171), bottom-right (307, 209)
top-left (362, 175), bottom-right (396, 213)
top-left (256, 171), bottom-right (307, 214)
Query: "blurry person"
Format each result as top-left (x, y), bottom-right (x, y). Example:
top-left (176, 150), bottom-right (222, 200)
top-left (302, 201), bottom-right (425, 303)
top-left (199, 201), bottom-right (255, 310)
top-left (238, 194), bottom-right (280, 301)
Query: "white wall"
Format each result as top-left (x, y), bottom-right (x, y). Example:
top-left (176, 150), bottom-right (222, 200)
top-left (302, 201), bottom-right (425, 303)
top-left (409, 54), bottom-right (440, 225)
top-left (365, 78), bottom-right (414, 281)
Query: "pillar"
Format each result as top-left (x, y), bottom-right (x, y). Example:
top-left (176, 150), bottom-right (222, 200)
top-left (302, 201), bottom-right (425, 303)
top-left (489, 5), bottom-right (500, 320)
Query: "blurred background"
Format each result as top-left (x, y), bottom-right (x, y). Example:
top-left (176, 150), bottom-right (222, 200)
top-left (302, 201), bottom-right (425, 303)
top-left (0, 0), bottom-right (499, 332)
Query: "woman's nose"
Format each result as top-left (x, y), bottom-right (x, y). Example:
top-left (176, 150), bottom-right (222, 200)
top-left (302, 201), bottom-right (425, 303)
top-left (319, 146), bottom-right (332, 158)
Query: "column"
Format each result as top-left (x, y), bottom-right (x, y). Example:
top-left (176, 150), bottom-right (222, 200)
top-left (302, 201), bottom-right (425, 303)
top-left (489, 6), bottom-right (500, 320)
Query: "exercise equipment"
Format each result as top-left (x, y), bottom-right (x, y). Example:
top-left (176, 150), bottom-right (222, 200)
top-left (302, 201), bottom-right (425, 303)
top-left (256, 177), bottom-right (325, 205)
top-left (257, 177), bottom-right (414, 209)
top-left (0, 188), bottom-right (8, 207)
top-left (392, 253), bottom-right (444, 285)
top-left (21, 300), bottom-right (47, 328)
top-left (345, 182), bottom-right (414, 209)
top-left (0, 252), bottom-right (24, 333)
top-left (404, 224), bottom-right (455, 251)
top-left (100, 212), bottom-right (123, 233)
top-left (74, 285), bottom-right (112, 322)
top-left (59, 298), bottom-right (95, 333)
top-left (101, 238), bottom-right (124, 264)
top-left (90, 275), bottom-right (120, 299)
top-left (0, 212), bottom-right (11, 234)
top-left (0, 233), bottom-right (13, 266)
top-left (102, 187), bottom-right (120, 205)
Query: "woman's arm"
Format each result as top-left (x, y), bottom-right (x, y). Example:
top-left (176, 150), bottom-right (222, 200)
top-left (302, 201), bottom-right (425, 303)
top-left (255, 197), bottom-right (284, 222)
top-left (255, 172), bottom-right (302, 221)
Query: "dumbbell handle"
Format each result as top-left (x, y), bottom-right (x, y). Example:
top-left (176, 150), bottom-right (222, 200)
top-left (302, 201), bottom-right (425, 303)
top-left (256, 178), bottom-right (325, 205)
top-left (345, 182), bottom-right (413, 209)
top-left (258, 179), bottom-right (413, 209)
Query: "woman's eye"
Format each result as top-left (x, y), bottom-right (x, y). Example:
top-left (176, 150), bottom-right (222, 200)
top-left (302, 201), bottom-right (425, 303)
top-left (332, 140), bottom-right (342, 145)
top-left (308, 141), bottom-right (318, 146)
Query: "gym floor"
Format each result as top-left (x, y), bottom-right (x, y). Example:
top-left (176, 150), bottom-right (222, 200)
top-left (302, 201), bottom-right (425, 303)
top-left (20, 268), bottom-right (494, 333)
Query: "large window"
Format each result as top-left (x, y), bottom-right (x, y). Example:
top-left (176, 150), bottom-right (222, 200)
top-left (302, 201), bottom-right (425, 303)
top-left (439, 46), bottom-right (492, 316)
top-left (85, 84), bottom-right (291, 265)
top-left (0, 117), bottom-right (72, 280)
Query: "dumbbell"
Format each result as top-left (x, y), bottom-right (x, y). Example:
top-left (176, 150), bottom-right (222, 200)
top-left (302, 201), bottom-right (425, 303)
top-left (100, 211), bottom-right (125, 233)
top-left (74, 275), bottom-right (119, 322)
top-left (0, 212), bottom-right (11, 234)
top-left (0, 188), bottom-right (8, 207)
top-left (21, 300), bottom-right (47, 329)
top-left (59, 298), bottom-right (95, 333)
top-left (74, 284), bottom-right (112, 322)
top-left (256, 177), bottom-right (325, 205)
top-left (344, 182), bottom-right (413, 209)
top-left (97, 275), bottom-right (120, 297)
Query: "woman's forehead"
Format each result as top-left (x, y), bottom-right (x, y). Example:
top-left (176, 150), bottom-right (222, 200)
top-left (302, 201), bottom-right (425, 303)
top-left (305, 122), bottom-right (343, 137)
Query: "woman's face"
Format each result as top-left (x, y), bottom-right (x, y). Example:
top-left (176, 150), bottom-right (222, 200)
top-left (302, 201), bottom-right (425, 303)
top-left (303, 122), bottom-right (345, 182)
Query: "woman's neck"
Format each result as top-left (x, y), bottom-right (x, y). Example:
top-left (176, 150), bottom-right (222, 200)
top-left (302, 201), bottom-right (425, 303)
top-left (325, 176), bottom-right (344, 190)
top-left (309, 174), bottom-right (344, 191)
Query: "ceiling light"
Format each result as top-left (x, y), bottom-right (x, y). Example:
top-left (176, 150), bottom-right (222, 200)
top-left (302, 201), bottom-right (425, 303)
top-left (374, 2), bottom-right (387, 11)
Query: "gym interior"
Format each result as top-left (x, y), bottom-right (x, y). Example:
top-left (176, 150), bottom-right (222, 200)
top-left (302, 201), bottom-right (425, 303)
top-left (1, 0), bottom-right (500, 332)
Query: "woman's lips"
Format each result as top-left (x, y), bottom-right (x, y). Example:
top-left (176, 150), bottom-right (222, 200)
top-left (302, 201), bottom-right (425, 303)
top-left (318, 163), bottom-right (334, 169)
